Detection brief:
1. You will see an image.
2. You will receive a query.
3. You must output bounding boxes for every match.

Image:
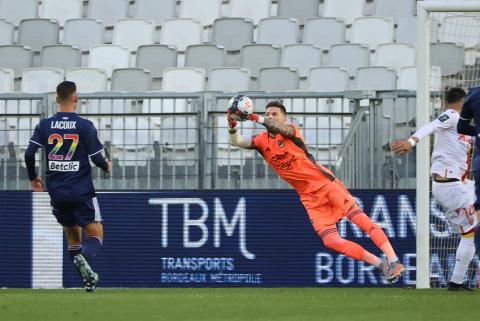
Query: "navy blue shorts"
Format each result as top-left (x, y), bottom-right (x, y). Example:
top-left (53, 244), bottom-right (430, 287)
top-left (51, 197), bottom-right (102, 227)
top-left (474, 154), bottom-right (480, 211)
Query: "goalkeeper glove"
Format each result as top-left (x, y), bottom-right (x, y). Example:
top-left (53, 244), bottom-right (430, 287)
top-left (248, 113), bottom-right (265, 124)
top-left (227, 112), bottom-right (237, 130)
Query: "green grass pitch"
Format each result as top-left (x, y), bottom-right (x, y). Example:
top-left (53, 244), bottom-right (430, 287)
top-left (0, 288), bottom-right (477, 321)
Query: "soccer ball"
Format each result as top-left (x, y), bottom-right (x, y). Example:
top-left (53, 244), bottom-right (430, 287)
top-left (227, 95), bottom-right (254, 121)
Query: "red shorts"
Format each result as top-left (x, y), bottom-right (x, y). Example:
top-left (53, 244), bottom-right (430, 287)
top-left (300, 179), bottom-right (357, 230)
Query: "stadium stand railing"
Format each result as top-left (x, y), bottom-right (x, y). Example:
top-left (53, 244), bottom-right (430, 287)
top-left (0, 91), bottom-right (418, 191)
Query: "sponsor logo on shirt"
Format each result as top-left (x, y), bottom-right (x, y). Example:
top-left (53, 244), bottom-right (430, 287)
top-left (48, 161), bottom-right (80, 172)
top-left (437, 114), bottom-right (450, 122)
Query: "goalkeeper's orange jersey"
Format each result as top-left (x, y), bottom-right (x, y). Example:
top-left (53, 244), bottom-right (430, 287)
top-left (251, 124), bottom-right (337, 195)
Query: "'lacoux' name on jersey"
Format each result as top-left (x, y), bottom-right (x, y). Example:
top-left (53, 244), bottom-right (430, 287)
top-left (51, 120), bottom-right (76, 129)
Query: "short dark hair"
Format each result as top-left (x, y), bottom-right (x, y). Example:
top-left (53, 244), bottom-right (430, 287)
top-left (56, 81), bottom-right (77, 102)
top-left (445, 87), bottom-right (466, 104)
top-left (266, 101), bottom-right (287, 115)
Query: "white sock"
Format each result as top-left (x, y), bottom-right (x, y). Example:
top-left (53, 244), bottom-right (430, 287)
top-left (450, 237), bottom-right (475, 284)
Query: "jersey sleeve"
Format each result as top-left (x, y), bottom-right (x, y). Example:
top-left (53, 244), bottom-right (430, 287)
top-left (413, 110), bottom-right (456, 140)
top-left (460, 88), bottom-right (478, 121)
top-left (251, 134), bottom-right (263, 151)
top-left (85, 122), bottom-right (104, 156)
top-left (28, 124), bottom-right (43, 147)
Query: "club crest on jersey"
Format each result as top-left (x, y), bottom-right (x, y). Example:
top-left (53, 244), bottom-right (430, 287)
top-left (437, 114), bottom-right (450, 122)
top-left (278, 140), bottom-right (284, 148)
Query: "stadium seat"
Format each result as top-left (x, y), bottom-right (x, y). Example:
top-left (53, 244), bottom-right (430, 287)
top-left (136, 45), bottom-right (177, 79)
top-left (111, 68), bottom-right (152, 91)
top-left (133, 0), bottom-right (176, 25)
top-left (179, 0), bottom-right (222, 26)
top-left (18, 19), bottom-right (60, 51)
top-left (207, 68), bottom-right (250, 92)
top-left (113, 19), bottom-right (156, 53)
top-left (355, 66), bottom-right (397, 90)
top-left (184, 45), bottom-right (226, 72)
top-left (0, 0), bottom-right (37, 26)
top-left (303, 17), bottom-right (346, 49)
top-left (328, 43), bottom-right (370, 76)
top-left (39, 0), bottom-right (83, 26)
top-left (396, 17), bottom-right (417, 44)
top-left (40, 45), bottom-right (81, 71)
top-left (439, 16), bottom-right (480, 48)
top-left (430, 43), bottom-right (465, 76)
top-left (160, 19), bottom-right (203, 52)
top-left (323, 0), bottom-right (365, 25)
top-left (112, 117), bottom-right (151, 167)
top-left (63, 19), bottom-right (104, 52)
top-left (240, 44), bottom-right (281, 78)
top-left (281, 44), bottom-right (322, 78)
top-left (162, 68), bottom-right (206, 93)
top-left (229, 0), bottom-right (271, 25)
top-left (277, 0), bottom-right (320, 25)
top-left (212, 18), bottom-right (254, 52)
top-left (375, 0), bottom-right (415, 22)
top-left (258, 67), bottom-right (299, 91)
top-left (257, 18), bottom-right (299, 47)
top-left (0, 68), bottom-right (14, 92)
top-left (0, 45), bottom-right (33, 78)
top-left (301, 67), bottom-right (349, 114)
top-left (0, 20), bottom-right (13, 45)
top-left (161, 116), bottom-right (198, 166)
top-left (374, 43), bottom-right (415, 71)
top-left (66, 68), bottom-right (108, 93)
top-left (351, 17), bottom-right (394, 49)
top-left (88, 45), bottom-right (130, 77)
top-left (397, 66), bottom-right (442, 91)
top-left (87, 0), bottom-right (129, 27)
top-left (21, 68), bottom-right (65, 93)
top-left (306, 67), bottom-right (349, 92)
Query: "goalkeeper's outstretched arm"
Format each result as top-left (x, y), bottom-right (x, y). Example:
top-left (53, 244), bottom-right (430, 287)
top-left (228, 114), bottom-right (254, 149)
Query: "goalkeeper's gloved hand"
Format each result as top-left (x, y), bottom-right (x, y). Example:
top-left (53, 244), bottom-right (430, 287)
top-left (227, 112), bottom-right (237, 129)
top-left (248, 113), bottom-right (265, 124)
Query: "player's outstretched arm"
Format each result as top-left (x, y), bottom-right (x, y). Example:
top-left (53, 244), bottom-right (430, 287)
top-left (390, 137), bottom-right (418, 155)
top-left (228, 113), bottom-right (254, 149)
top-left (249, 113), bottom-right (295, 138)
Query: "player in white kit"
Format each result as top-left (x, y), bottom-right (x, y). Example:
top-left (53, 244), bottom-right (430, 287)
top-left (391, 88), bottom-right (477, 291)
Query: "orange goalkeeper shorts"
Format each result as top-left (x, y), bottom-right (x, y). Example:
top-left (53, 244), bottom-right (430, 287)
top-left (300, 179), bottom-right (357, 230)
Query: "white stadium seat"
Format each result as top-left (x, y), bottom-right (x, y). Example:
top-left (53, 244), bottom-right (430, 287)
top-left (39, 0), bottom-right (83, 26)
top-left (113, 19), bottom-right (156, 53)
top-left (21, 68), bottom-right (65, 93)
top-left (66, 68), bottom-right (108, 93)
top-left (160, 19), bottom-right (202, 52)
top-left (306, 67), bottom-right (349, 92)
top-left (398, 66), bottom-right (442, 91)
top-left (240, 44), bottom-right (281, 78)
top-left (439, 15), bottom-right (480, 48)
top-left (88, 45), bottom-right (130, 77)
top-left (229, 0), bottom-right (271, 25)
top-left (0, 19), bottom-right (14, 45)
top-left (374, 43), bottom-right (416, 71)
top-left (208, 68), bottom-right (250, 92)
top-left (133, 0), bottom-right (176, 25)
top-left (303, 17), bottom-right (346, 49)
top-left (351, 17), bottom-right (394, 49)
top-left (0, 68), bottom-right (14, 93)
top-left (162, 68), bottom-right (205, 92)
top-left (0, 0), bottom-right (37, 26)
top-left (328, 43), bottom-right (370, 76)
top-left (281, 44), bottom-right (322, 78)
top-left (179, 0), bottom-right (222, 26)
top-left (375, 0), bottom-right (416, 22)
top-left (257, 18), bottom-right (299, 46)
top-left (355, 66), bottom-right (397, 91)
top-left (87, 0), bottom-right (129, 27)
top-left (323, 0), bottom-right (365, 25)
top-left (63, 19), bottom-right (104, 52)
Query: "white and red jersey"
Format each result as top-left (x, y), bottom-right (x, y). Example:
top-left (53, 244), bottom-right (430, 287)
top-left (413, 109), bottom-right (473, 180)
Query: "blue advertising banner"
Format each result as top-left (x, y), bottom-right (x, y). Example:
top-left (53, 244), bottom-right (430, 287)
top-left (60, 190), bottom-right (418, 288)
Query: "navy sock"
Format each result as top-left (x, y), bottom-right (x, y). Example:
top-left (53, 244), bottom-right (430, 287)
top-left (475, 227), bottom-right (480, 254)
top-left (81, 236), bottom-right (102, 262)
top-left (68, 244), bottom-right (82, 262)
